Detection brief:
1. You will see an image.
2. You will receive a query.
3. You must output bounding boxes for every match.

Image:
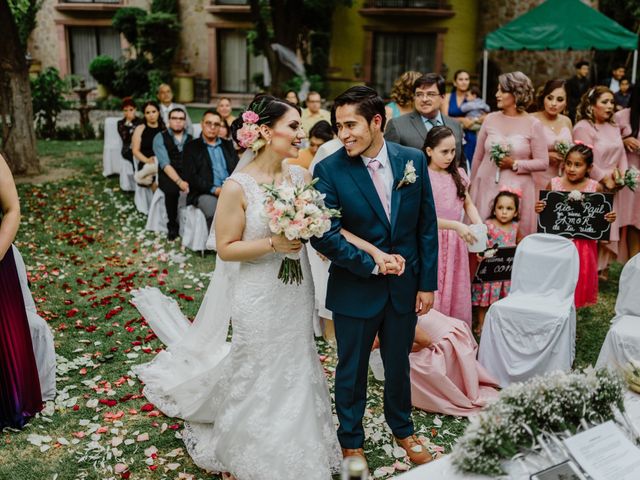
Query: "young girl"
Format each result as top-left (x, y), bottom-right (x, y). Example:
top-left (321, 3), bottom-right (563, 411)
top-left (535, 143), bottom-right (617, 308)
top-left (471, 189), bottom-right (522, 334)
top-left (424, 126), bottom-right (484, 327)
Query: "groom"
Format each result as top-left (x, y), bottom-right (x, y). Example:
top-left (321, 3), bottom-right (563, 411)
top-left (311, 86), bottom-right (438, 468)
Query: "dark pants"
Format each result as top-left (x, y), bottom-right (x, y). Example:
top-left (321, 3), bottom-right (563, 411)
top-left (333, 302), bottom-right (417, 448)
top-left (158, 169), bottom-right (180, 236)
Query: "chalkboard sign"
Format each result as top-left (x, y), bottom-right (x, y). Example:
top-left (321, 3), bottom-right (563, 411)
top-left (537, 190), bottom-right (613, 241)
top-left (473, 247), bottom-right (517, 283)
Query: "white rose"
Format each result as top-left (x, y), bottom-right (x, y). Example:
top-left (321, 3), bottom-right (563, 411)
top-left (278, 186), bottom-right (296, 202)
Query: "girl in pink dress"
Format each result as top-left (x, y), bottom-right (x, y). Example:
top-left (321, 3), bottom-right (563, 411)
top-left (471, 189), bottom-right (521, 334)
top-left (614, 94), bottom-right (640, 260)
top-left (573, 86), bottom-right (627, 273)
top-left (534, 144), bottom-right (617, 308)
top-left (471, 72), bottom-right (549, 237)
top-left (532, 80), bottom-right (574, 192)
top-left (425, 126), bottom-right (483, 327)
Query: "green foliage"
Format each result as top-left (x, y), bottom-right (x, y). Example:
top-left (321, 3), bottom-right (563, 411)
top-left (282, 74), bottom-right (324, 97)
top-left (7, 0), bottom-right (43, 49)
top-left (138, 12), bottom-right (181, 72)
top-left (55, 123), bottom-right (96, 141)
top-left (112, 7), bottom-right (146, 46)
top-left (88, 55), bottom-right (117, 90)
top-left (112, 58), bottom-right (151, 99)
top-left (151, 0), bottom-right (178, 15)
top-left (30, 67), bottom-right (69, 139)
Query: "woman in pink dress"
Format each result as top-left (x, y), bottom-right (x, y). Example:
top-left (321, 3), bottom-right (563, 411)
top-left (532, 79), bottom-right (574, 192)
top-left (471, 72), bottom-right (549, 237)
top-left (425, 126), bottom-right (483, 327)
top-left (573, 86), bottom-right (627, 272)
top-left (614, 84), bottom-right (640, 260)
top-left (409, 310), bottom-right (499, 417)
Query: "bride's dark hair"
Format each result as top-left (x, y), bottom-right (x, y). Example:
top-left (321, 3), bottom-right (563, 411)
top-left (230, 95), bottom-right (301, 146)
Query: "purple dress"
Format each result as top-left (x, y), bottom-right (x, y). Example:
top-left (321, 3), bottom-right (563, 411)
top-left (430, 167), bottom-right (472, 327)
top-left (0, 246), bottom-right (42, 429)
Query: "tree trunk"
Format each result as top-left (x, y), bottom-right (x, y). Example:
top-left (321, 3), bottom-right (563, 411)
top-left (0, 0), bottom-right (39, 175)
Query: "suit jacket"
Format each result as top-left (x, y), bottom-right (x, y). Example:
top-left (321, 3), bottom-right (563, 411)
top-left (310, 141), bottom-right (438, 319)
top-left (384, 110), bottom-right (466, 168)
top-left (183, 135), bottom-right (239, 205)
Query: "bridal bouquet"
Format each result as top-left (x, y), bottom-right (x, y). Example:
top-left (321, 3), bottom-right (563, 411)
top-left (489, 143), bottom-right (511, 184)
top-left (614, 166), bottom-right (640, 191)
top-left (262, 179), bottom-right (340, 285)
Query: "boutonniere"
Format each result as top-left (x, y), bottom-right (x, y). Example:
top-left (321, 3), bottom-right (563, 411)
top-left (396, 160), bottom-right (418, 190)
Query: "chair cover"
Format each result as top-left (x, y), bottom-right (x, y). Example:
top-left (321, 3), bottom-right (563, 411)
top-left (145, 189), bottom-right (168, 233)
top-left (192, 123), bottom-right (202, 138)
top-left (596, 254), bottom-right (640, 369)
top-left (179, 205), bottom-right (209, 252)
top-left (478, 234), bottom-right (579, 387)
top-left (119, 157), bottom-right (136, 192)
top-left (12, 246), bottom-right (56, 401)
top-left (133, 159), bottom-right (153, 215)
top-left (102, 117), bottom-right (123, 177)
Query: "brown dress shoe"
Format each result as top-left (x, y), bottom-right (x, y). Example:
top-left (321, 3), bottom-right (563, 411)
top-left (394, 434), bottom-right (433, 465)
top-left (341, 448), bottom-right (368, 471)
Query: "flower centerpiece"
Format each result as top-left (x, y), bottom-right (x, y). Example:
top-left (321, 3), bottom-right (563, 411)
top-left (451, 368), bottom-right (625, 476)
top-left (614, 167), bottom-right (640, 192)
top-left (262, 179), bottom-right (340, 285)
top-left (490, 143), bottom-right (511, 184)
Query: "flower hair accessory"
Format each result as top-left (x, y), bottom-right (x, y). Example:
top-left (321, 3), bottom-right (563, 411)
top-left (499, 185), bottom-right (522, 197)
top-left (574, 139), bottom-right (594, 150)
top-left (236, 110), bottom-right (267, 152)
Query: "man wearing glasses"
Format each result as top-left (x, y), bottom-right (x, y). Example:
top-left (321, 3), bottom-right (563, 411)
top-left (385, 73), bottom-right (466, 169)
top-left (183, 109), bottom-right (239, 231)
top-left (152, 108), bottom-right (193, 241)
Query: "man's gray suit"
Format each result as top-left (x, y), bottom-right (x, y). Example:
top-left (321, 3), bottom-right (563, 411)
top-left (384, 111), bottom-right (466, 168)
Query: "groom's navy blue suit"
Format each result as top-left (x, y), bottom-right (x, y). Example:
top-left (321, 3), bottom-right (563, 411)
top-left (311, 140), bottom-right (438, 448)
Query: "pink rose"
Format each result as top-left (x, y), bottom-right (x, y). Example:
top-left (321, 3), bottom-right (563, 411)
top-left (242, 110), bottom-right (260, 124)
top-left (236, 125), bottom-right (259, 148)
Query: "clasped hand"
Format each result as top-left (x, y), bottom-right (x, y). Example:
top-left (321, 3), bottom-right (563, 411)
top-left (270, 235), bottom-right (303, 254)
top-left (373, 251), bottom-right (405, 276)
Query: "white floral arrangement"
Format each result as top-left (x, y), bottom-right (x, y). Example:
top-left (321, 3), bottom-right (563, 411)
top-left (262, 179), bottom-right (340, 284)
top-left (490, 143), bottom-right (511, 184)
top-left (396, 160), bottom-right (418, 189)
top-left (451, 368), bottom-right (625, 476)
top-left (567, 189), bottom-right (584, 203)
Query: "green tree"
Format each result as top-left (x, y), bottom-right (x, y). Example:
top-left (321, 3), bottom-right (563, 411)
top-left (0, 0), bottom-right (42, 174)
top-left (248, 0), bottom-right (352, 96)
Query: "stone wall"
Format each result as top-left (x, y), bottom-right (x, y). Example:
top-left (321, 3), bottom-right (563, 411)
top-left (477, 0), bottom-right (599, 90)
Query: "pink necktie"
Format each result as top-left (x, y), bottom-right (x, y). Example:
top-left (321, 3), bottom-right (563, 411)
top-left (367, 159), bottom-right (390, 220)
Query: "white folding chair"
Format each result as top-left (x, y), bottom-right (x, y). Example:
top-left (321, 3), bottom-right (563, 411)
top-left (133, 159), bottom-right (154, 215)
top-left (119, 158), bottom-right (136, 192)
top-left (478, 234), bottom-right (579, 387)
top-left (146, 191), bottom-right (187, 234)
top-left (102, 117), bottom-right (123, 177)
top-left (596, 254), bottom-right (640, 370)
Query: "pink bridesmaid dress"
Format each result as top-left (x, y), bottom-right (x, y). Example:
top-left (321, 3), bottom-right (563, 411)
top-left (532, 123), bottom-right (573, 192)
top-left (614, 109), bottom-right (640, 232)
top-left (429, 167), bottom-right (472, 327)
top-left (410, 310), bottom-right (499, 417)
top-left (470, 112), bottom-right (549, 237)
top-left (573, 120), bottom-right (627, 268)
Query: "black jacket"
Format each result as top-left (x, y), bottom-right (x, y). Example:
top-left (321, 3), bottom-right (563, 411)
top-left (183, 136), bottom-right (239, 205)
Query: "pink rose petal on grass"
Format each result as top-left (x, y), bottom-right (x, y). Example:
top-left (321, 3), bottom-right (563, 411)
top-left (114, 463), bottom-right (128, 474)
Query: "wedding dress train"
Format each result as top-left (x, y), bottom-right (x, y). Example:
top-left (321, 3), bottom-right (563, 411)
top-left (132, 166), bottom-right (341, 479)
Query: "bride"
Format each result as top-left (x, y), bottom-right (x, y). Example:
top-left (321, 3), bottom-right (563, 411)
top-left (132, 95), bottom-right (342, 479)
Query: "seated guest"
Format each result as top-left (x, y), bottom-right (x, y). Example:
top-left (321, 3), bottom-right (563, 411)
top-left (117, 97), bottom-right (142, 165)
top-left (157, 83), bottom-right (193, 135)
top-left (301, 91), bottom-right (331, 134)
top-left (287, 120), bottom-right (333, 169)
top-left (615, 77), bottom-right (631, 110)
top-left (153, 108), bottom-right (193, 241)
top-left (183, 109), bottom-right (239, 229)
top-left (285, 89), bottom-right (300, 107)
top-left (218, 119), bottom-right (230, 140)
top-left (132, 101), bottom-right (165, 186)
top-left (215, 97), bottom-right (237, 127)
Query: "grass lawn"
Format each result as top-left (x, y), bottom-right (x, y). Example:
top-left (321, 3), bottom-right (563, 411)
top-left (1, 140), bottom-right (620, 479)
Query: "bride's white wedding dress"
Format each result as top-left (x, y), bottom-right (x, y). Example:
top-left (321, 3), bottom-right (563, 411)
top-left (132, 166), bottom-right (341, 479)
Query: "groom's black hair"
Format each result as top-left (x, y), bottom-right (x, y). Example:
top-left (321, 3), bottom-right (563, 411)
top-left (332, 86), bottom-right (386, 131)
